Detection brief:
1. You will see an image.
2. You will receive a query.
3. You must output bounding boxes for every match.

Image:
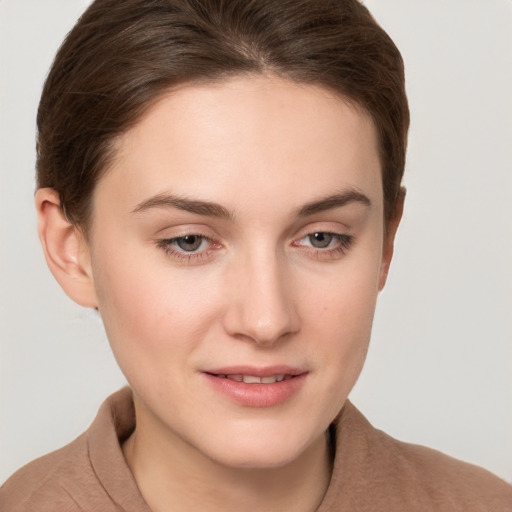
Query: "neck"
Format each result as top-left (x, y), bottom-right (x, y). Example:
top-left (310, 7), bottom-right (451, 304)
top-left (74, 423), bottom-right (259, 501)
top-left (122, 400), bottom-right (332, 512)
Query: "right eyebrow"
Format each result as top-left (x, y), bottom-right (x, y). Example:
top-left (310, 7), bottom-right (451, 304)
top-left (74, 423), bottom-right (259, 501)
top-left (131, 193), bottom-right (234, 220)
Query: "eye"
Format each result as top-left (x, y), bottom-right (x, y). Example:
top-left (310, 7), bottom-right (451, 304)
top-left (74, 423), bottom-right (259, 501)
top-left (293, 231), bottom-right (354, 259)
top-left (157, 233), bottom-right (220, 262)
top-left (303, 232), bottom-right (352, 250)
top-left (174, 235), bottom-right (206, 252)
top-left (307, 232), bottom-right (336, 249)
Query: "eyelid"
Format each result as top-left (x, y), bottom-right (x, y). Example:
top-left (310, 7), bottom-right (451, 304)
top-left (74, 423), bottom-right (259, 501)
top-left (154, 222), bottom-right (218, 236)
top-left (293, 231), bottom-right (353, 247)
top-left (299, 231), bottom-right (350, 243)
top-left (290, 218), bottom-right (352, 236)
top-left (291, 225), bottom-right (355, 260)
top-left (156, 231), bottom-right (222, 263)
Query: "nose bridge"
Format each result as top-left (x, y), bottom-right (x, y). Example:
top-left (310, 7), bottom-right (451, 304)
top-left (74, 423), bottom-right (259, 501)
top-left (224, 244), bottom-right (299, 345)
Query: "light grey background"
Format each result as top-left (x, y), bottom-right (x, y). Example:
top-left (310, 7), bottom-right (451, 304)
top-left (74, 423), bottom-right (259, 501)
top-left (1, 0), bottom-right (511, 484)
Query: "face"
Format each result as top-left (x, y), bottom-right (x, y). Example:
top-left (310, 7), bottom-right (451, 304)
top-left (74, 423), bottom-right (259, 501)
top-left (85, 75), bottom-right (390, 469)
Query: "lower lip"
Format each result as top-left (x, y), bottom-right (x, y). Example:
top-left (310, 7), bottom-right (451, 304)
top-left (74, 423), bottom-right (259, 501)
top-left (202, 373), bottom-right (307, 408)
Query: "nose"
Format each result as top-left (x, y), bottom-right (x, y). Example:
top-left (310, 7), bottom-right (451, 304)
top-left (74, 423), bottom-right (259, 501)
top-left (222, 250), bottom-right (300, 346)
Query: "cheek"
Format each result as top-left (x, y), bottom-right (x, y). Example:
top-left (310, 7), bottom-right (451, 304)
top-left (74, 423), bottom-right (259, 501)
top-left (298, 250), bottom-right (382, 378)
top-left (90, 247), bottom-right (221, 369)
top-left (303, 241), bottom-right (382, 329)
top-left (310, 279), bottom-right (377, 360)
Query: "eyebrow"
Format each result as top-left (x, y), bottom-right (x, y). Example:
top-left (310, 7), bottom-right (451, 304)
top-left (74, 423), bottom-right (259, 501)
top-left (131, 188), bottom-right (371, 219)
top-left (297, 189), bottom-right (371, 216)
top-left (132, 193), bottom-right (233, 219)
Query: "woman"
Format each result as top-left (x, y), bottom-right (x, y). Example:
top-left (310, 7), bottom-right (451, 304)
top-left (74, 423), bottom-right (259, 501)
top-left (1, 0), bottom-right (511, 510)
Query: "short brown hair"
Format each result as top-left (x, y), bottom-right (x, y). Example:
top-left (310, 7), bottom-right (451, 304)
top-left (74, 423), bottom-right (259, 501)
top-left (36, 0), bottom-right (409, 233)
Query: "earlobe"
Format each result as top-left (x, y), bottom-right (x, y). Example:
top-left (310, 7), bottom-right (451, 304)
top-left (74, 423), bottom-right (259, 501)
top-left (378, 187), bottom-right (405, 291)
top-left (35, 188), bottom-right (98, 308)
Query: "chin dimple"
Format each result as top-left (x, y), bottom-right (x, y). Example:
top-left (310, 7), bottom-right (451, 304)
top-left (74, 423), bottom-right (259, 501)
top-left (215, 374), bottom-right (290, 384)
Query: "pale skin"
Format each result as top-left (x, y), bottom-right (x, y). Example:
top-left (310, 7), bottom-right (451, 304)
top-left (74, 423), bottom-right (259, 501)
top-left (36, 75), bottom-right (403, 512)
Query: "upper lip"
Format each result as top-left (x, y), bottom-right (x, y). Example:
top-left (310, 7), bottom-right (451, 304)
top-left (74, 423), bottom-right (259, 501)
top-left (203, 365), bottom-right (307, 377)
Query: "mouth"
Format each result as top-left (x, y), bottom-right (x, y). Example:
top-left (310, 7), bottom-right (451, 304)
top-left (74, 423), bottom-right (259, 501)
top-left (202, 367), bottom-right (307, 407)
top-left (206, 373), bottom-right (296, 384)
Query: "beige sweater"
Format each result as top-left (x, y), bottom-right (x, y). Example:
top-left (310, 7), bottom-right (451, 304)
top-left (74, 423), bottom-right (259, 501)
top-left (1, 388), bottom-right (511, 511)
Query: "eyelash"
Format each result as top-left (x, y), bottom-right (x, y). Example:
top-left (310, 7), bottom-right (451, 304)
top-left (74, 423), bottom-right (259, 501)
top-left (293, 232), bottom-right (354, 260)
top-left (156, 231), bottom-right (354, 263)
top-left (157, 234), bottom-right (218, 263)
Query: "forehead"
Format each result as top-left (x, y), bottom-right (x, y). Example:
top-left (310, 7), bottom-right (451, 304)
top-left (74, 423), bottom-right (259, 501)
top-left (96, 75), bottom-right (382, 218)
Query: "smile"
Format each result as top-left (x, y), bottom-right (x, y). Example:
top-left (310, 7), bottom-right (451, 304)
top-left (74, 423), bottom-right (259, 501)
top-left (211, 374), bottom-right (293, 384)
top-left (203, 367), bottom-right (307, 407)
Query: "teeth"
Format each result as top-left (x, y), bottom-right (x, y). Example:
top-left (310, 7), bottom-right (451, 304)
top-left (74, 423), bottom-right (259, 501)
top-left (242, 375), bottom-right (262, 384)
top-left (220, 374), bottom-right (291, 384)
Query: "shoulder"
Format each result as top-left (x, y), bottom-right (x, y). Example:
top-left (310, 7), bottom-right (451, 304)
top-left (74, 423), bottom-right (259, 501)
top-left (0, 388), bottom-right (139, 512)
top-left (373, 426), bottom-right (512, 510)
top-left (327, 401), bottom-right (512, 511)
top-left (0, 432), bottom-right (100, 512)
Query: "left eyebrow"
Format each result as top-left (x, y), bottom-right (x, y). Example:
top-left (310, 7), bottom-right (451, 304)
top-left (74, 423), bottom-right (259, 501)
top-left (297, 189), bottom-right (371, 217)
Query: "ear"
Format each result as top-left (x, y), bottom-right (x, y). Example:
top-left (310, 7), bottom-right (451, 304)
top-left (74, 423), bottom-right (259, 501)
top-left (378, 187), bottom-right (405, 291)
top-left (35, 188), bottom-right (98, 308)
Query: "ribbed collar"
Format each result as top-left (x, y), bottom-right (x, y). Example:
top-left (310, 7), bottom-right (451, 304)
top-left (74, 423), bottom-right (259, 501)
top-left (87, 387), bottom-right (369, 512)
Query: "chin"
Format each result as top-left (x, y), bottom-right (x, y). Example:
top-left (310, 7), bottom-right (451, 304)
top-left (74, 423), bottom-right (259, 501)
top-left (201, 421), bottom-right (323, 470)
top-left (214, 446), bottom-right (307, 470)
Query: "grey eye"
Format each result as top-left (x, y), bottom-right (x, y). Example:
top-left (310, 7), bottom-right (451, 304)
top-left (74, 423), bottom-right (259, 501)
top-left (175, 235), bottom-right (204, 251)
top-left (308, 232), bottom-right (334, 248)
